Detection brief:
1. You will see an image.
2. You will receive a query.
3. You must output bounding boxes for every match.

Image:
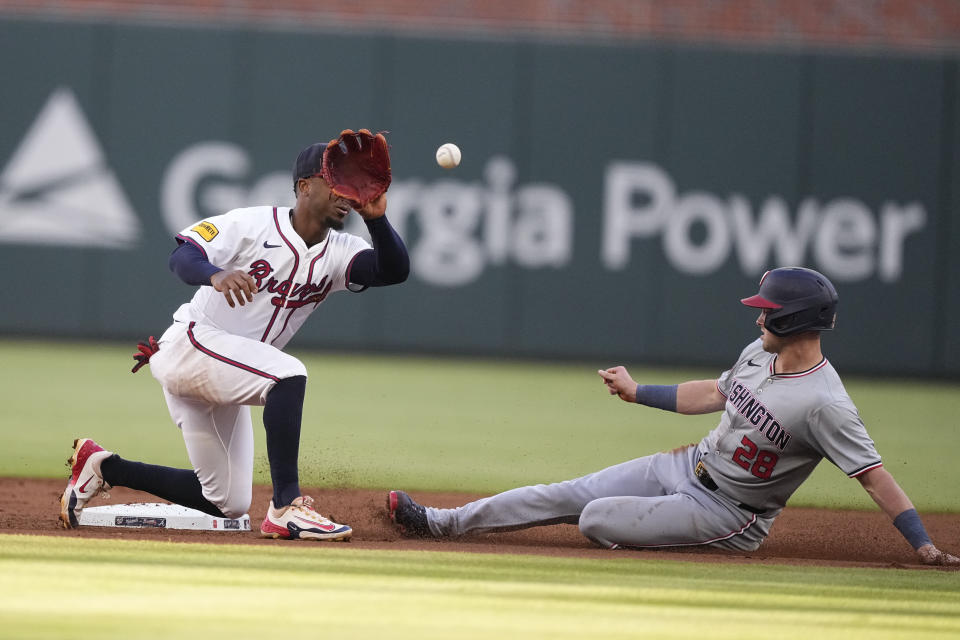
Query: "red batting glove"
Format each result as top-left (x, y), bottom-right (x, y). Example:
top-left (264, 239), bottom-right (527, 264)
top-left (131, 336), bottom-right (160, 373)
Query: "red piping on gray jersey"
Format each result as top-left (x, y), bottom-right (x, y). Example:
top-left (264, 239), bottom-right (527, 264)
top-left (769, 357), bottom-right (829, 378)
top-left (848, 461), bottom-right (883, 478)
top-left (260, 207), bottom-right (300, 343)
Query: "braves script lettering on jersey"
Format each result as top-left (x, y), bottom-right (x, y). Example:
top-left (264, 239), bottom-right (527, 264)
top-left (173, 205), bottom-right (369, 349)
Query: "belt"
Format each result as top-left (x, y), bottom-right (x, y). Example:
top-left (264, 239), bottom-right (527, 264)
top-left (695, 461), bottom-right (766, 515)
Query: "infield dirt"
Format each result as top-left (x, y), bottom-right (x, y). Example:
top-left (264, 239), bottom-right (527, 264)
top-left (4, 477), bottom-right (958, 570)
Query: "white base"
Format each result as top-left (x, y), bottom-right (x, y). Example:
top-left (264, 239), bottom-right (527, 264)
top-left (78, 503), bottom-right (251, 531)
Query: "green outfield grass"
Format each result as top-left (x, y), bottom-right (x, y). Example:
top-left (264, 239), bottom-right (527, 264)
top-left (3, 339), bottom-right (960, 639)
top-left (2, 339), bottom-right (958, 510)
top-left (2, 535), bottom-right (959, 640)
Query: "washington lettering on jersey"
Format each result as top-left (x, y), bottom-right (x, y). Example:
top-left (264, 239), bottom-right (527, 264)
top-left (727, 379), bottom-right (791, 451)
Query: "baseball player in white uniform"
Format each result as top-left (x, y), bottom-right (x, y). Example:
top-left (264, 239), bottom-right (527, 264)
top-left (61, 139), bottom-right (409, 540)
top-left (388, 267), bottom-right (959, 565)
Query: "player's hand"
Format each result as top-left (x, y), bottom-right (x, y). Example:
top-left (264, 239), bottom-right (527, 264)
top-left (356, 194), bottom-right (387, 220)
top-left (597, 366), bottom-right (638, 403)
top-left (917, 543), bottom-right (960, 567)
top-left (211, 270), bottom-right (258, 308)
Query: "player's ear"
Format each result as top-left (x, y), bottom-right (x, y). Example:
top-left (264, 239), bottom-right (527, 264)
top-left (295, 177), bottom-right (308, 197)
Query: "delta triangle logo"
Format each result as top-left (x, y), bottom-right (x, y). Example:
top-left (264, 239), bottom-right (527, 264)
top-left (0, 87), bottom-right (140, 248)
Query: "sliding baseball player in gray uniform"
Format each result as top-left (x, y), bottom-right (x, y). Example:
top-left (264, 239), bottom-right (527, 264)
top-left (388, 267), bottom-right (958, 565)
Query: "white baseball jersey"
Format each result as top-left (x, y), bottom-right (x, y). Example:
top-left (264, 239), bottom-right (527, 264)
top-left (173, 206), bottom-right (370, 350)
top-left (697, 338), bottom-right (882, 514)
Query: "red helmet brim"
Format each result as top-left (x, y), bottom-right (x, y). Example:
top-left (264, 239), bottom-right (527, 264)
top-left (740, 294), bottom-right (783, 309)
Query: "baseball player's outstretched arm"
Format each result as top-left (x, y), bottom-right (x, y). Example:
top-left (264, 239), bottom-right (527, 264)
top-left (858, 467), bottom-right (960, 566)
top-left (598, 368), bottom-right (725, 414)
top-left (676, 380), bottom-right (726, 414)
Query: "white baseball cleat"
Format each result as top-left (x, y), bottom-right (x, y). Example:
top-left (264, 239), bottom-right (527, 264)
top-left (59, 438), bottom-right (113, 529)
top-left (260, 496), bottom-right (352, 541)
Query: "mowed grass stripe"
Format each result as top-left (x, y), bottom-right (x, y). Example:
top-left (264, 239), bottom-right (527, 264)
top-left (1, 535), bottom-right (958, 639)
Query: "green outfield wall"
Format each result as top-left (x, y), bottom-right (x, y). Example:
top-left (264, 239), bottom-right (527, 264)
top-left (0, 17), bottom-right (957, 375)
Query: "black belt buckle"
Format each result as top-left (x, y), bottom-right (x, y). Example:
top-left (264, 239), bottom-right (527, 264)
top-left (695, 461), bottom-right (719, 491)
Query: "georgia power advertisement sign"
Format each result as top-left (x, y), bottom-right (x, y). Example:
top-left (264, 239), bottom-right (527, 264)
top-left (0, 88), bottom-right (931, 289)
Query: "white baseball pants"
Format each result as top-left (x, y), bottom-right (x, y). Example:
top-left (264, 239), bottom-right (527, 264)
top-left (148, 320), bottom-right (307, 517)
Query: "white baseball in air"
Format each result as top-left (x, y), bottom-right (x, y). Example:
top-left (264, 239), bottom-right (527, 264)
top-left (435, 143), bottom-right (461, 169)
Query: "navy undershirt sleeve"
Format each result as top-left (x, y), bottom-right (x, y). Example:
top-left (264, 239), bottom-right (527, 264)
top-left (347, 215), bottom-right (410, 289)
top-left (169, 241), bottom-right (222, 286)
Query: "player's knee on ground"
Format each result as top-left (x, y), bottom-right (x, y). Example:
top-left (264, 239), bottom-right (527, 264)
top-left (218, 494), bottom-right (252, 520)
top-left (578, 498), bottom-right (620, 548)
top-left (203, 484), bottom-right (252, 519)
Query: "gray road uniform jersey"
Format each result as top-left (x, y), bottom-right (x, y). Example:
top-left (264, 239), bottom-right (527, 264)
top-left (698, 339), bottom-right (882, 517)
top-left (424, 338), bottom-right (882, 551)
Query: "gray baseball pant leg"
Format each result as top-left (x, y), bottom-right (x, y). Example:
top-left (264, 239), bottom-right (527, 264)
top-left (576, 444), bottom-right (771, 551)
top-left (426, 450), bottom-right (679, 537)
top-left (426, 446), bottom-right (770, 551)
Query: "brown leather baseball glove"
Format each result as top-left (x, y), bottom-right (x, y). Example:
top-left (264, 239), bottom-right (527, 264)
top-left (321, 129), bottom-right (391, 208)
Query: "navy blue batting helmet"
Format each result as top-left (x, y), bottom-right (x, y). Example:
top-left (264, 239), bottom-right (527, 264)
top-left (741, 267), bottom-right (839, 337)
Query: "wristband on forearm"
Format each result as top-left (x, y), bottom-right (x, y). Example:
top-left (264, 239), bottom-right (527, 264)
top-left (634, 384), bottom-right (678, 412)
top-left (893, 508), bottom-right (932, 550)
